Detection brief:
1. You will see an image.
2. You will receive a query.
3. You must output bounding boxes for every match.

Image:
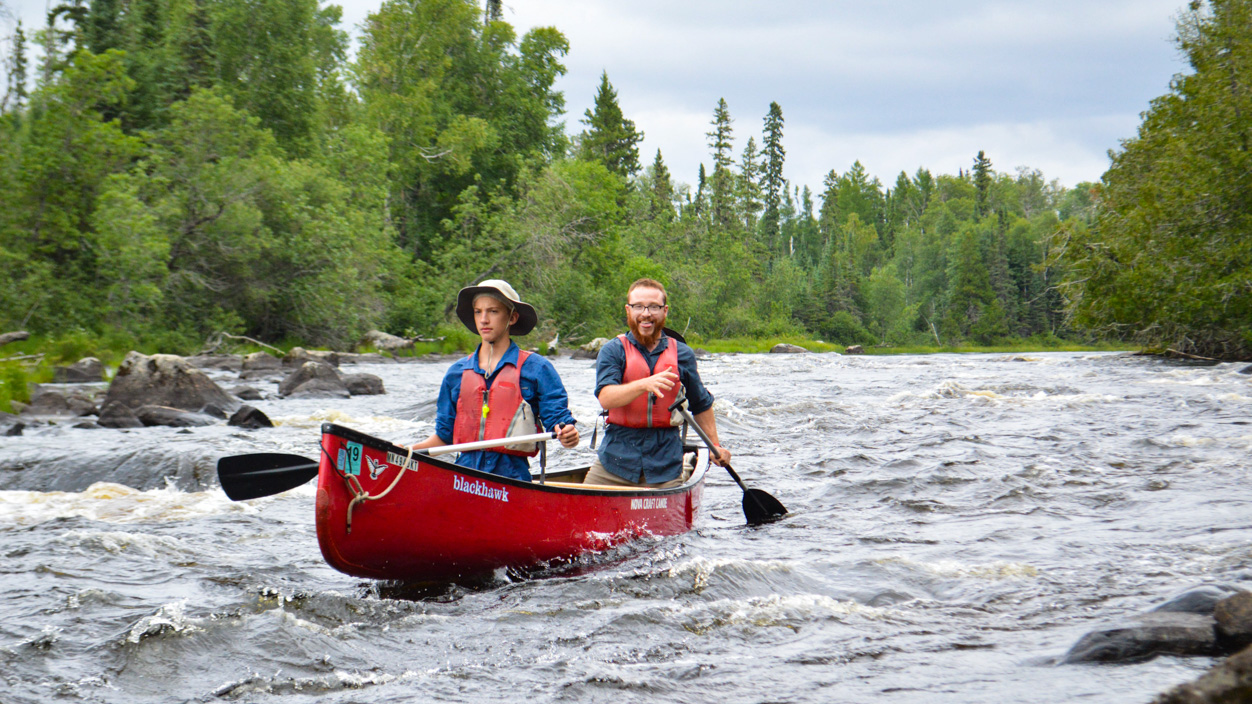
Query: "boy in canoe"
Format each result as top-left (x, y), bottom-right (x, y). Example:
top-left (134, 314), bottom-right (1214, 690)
top-left (409, 280), bottom-right (579, 481)
top-left (588, 278), bottom-right (730, 488)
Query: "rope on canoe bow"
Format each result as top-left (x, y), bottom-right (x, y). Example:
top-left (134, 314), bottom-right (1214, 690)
top-left (323, 442), bottom-right (416, 534)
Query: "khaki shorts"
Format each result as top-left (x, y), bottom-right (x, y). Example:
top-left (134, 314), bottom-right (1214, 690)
top-left (583, 454), bottom-right (694, 489)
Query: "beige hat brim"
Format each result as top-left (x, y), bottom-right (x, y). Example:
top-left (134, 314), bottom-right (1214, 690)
top-left (455, 285), bottom-right (538, 336)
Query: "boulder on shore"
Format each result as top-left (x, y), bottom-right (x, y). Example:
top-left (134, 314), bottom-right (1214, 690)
top-left (571, 337), bottom-right (609, 360)
top-left (103, 352), bottom-right (240, 414)
top-left (53, 357), bottom-right (105, 383)
top-left (770, 343), bottom-right (808, 354)
top-left (284, 347), bottom-right (340, 368)
top-left (242, 352), bottom-right (282, 371)
top-left (845, 345), bottom-right (864, 355)
top-left (360, 330), bottom-right (413, 352)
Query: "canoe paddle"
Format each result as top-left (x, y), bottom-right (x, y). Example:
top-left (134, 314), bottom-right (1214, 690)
top-left (216, 431), bottom-right (558, 501)
top-left (669, 396), bottom-right (787, 526)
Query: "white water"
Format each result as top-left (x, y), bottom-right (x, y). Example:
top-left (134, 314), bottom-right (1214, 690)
top-left (1, 351), bottom-right (1250, 703)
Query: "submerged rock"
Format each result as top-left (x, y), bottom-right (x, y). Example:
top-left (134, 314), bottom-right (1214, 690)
top-left (228, 405), bottom-right (273, 429)
top-left (1063, 612), bottom-right (1220, 664)
top-left (230, 385), bottom-right (265, 401)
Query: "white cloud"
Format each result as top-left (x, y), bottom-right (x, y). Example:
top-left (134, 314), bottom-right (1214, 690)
top-left (4, 0), bottom-right (1187, 192)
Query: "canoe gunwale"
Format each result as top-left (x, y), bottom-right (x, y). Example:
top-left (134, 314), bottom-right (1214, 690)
top-left (319, 422), bottom-right (708, 497)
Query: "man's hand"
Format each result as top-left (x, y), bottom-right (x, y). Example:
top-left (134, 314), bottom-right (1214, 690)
top-left (556, 423), bottom-right (580, 449)
top-left (711, 445), bottom-right (731, 467)
top-left (638, 369), bottom-right (679, 397)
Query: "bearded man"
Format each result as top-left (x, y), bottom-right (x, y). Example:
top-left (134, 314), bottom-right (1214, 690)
top-left (410, 280), bottom-right (579, 481)
top-left (586, 278), bottom-right (730, 488)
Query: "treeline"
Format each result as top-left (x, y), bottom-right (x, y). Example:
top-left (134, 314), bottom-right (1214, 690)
top-left (0, 0), bottom-right (1120, 353)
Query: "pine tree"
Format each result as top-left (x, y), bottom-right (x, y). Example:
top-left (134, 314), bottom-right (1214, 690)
top-left (973, 150), bottom-right (993, 219)
top-left (737, 135), bottom-right (762, 232)
top-left (579, 71), bottom-right (643, 178)
top-left (3, 21), bottom-right (29, 111)
top-left (648, 149), bottom-right (675, 222)
top-left (761, 101), bottom-right (785, 253)
top-left (706, 97), bottom-right (735, 228)
top-left (84, 0), bottom-right (122, 54)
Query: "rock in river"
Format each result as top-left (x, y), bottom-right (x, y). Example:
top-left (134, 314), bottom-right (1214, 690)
top-left (278, 361), bottom-right (348, 398)
top-left (53, 357), bottom-right (105, 383)
top-left (103, 352), bottom-right (240, 414)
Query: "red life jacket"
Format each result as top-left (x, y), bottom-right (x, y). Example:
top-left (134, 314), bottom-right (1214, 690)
top-left (607, 334), bottom-right (680, 428)
top-left (453, 350), bottom-right (538, 457)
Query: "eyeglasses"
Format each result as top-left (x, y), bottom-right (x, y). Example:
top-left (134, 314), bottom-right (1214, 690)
top-left (626, 304), bottom-right (666, 314)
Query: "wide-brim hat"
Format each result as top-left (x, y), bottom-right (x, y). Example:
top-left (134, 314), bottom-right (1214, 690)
top-left (455, 279), bottom-right (538, 336)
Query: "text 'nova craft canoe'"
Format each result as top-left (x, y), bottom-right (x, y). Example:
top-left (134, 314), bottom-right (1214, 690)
top-left (315, 423), bottom-right (708, 582)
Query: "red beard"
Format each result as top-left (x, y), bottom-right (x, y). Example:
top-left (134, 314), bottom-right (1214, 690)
top-left (628, 314), bottom-right (666, 349)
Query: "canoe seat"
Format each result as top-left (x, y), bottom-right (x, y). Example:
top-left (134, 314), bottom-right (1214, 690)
top-left (540, 481), bottom-right (647, 491)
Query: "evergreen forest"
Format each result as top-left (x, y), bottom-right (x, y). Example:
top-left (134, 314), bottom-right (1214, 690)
top-left (0, 0), bottom-right (1248, 360)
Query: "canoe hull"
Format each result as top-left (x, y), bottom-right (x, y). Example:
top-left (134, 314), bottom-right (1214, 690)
top-left (314, 423), bottom-right (706, 582)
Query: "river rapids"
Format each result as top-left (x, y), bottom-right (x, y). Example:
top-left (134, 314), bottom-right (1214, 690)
top-left (2, 351), bottom-right (1251, 703)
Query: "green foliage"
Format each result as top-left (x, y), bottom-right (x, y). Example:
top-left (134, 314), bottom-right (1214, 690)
top-left (0, 0), bottom-right (1117, 359)
top-left (1055, 0), bottom-right (1252, 359)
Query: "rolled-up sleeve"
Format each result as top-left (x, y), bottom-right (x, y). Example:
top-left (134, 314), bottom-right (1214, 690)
top-left (522, 356), bottom-right (578, 430)
top-left (433, 366), bottom-right (461, 444)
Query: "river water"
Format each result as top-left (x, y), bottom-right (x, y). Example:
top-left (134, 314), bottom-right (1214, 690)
top-left (2, 351), bottom-right (1251, 703)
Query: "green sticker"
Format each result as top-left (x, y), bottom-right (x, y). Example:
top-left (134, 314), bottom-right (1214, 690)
top-left (341, 441), bottom-right (363, 476)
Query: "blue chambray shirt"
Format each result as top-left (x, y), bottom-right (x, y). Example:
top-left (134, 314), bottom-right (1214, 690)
top-left (434, 342), bottom-right (577, 482)
top-left (593, 332), bottom-right (715, 484)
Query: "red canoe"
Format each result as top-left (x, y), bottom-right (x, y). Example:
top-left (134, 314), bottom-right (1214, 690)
top-left (314, 423), bottom-right (708, 582)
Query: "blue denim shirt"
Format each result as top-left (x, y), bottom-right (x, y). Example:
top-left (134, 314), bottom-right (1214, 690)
top-left (435, 342), bottom-right (577, 481)
top-left (593, 333), bottom-right (715, 483)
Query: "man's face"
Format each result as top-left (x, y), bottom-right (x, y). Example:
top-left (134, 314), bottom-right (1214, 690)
top-left (625, 286), bottom-right (667, 345)
top-left (474, 295), bottom-right (518, 345)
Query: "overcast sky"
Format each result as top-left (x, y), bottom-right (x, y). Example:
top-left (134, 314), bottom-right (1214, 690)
top-left (4, 0), bottom-right (1189, 192)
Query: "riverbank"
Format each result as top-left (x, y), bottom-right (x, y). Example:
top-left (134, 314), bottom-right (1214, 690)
top-left (0, 327), bottom-right (1139, 414)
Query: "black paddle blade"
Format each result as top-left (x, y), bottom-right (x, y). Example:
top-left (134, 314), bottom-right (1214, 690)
top-left (742, 488), bottom-right (787, 526)
top-left (217, 452), bottom-right (319, 501)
